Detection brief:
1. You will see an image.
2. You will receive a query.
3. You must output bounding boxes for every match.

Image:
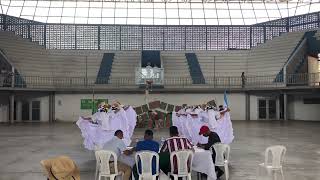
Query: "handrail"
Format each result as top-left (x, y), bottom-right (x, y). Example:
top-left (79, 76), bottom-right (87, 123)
top-left (0, 49), bottom-right (15, 67)
top-left (0, 73), bottom-right (318, 90)
top-left (283, 37), bottom-right (308, 84)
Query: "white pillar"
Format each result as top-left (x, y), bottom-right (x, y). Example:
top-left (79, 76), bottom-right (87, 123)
top-left (283, 93), bottom-right (288, 121)
top-left (16, 100), bottom-right (22, 122)
top-left (9, 94), bottom-right (14, 124)
top-left (0, 105), bottom-right (9, 123)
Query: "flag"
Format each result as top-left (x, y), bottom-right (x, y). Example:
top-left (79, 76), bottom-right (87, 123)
top-left (224, 90), bottom-right (228, 107)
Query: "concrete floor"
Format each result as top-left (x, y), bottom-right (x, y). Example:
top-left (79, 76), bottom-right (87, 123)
top-left (0, 121), bottom-right (320, 180)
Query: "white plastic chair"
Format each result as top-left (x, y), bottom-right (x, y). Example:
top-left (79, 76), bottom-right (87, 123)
top-left (94, 144), bottom-right (102, 151)
top-left (169, 150), bottom-right (194, 180)
top-left (95, 150), bottom-right (123, 180)
top-left (135, 150), bottom-right (160, 180)
top-left (210, 143), bottom-right (230, 180)
top-left (259, 145), bottom-right (286, 180)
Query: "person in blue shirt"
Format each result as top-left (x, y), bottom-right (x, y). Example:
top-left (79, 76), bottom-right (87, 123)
top-left (132, 129), bottom-right (159, 180)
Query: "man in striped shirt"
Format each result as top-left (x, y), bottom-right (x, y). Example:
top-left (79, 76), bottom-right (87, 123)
top-left (159, 126), bottom-right (194, 175)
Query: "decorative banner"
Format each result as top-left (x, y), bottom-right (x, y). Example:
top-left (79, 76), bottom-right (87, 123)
top-left (160, 102), bottom-right (168, 111)
top-left (142, 104), bottom-right (149, 112)
top-left (134, 106), bottom-right (143, 115)
top-left (80, 99), bottom-right (92, 110)
top-left (167, 104), bottom-right (174, 112)
top-left (132, 99), bottom-right (217, 128)
top-left (149, 101), bottom-right (161, 109)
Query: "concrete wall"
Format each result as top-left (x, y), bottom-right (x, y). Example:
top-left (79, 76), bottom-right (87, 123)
top-left (308, 56), bottom-right (319, 74)
top-left (250, 95), bottom-right (258, 120)
top-left (54, 93), bottom-right (247, 122)
top-left (3, 92), bottom-right (319, 122)
top-left (288, 95), bottom-right (320, 121)
top-left (308, 56), bottom-right (320, 86)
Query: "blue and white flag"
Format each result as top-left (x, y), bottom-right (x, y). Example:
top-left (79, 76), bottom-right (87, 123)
top-left (223, 90), bottom-right (229, 108)
top-left (214, 89), bottom-right (234, 144)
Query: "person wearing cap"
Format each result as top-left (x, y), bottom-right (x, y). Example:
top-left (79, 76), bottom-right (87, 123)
top-left (40, 155), bottom-right (80, 180)
top-left (198, 125), bottom-right (224, 178)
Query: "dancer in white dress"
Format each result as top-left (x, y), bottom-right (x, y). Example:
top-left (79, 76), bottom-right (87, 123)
top-left (173, 101), bottom-right (234, 145)
top-left (214, 105), bottom-right (234, 144)
top-left (76, 101), bottom-right (136, 150)
top-left (123, 105), bottom-right (137, 138)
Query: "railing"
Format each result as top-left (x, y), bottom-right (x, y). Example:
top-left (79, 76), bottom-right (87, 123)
top-left (0, 73), bottom-right (319, 90)
top-left (287, 73), bottom-right (320, 86)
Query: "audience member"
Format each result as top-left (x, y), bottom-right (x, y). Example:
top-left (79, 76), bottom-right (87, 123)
top-left (132, 129), bottom-right (159, 180)
top-left (102, 130), bottom-right (132, 180)
top-left (198, 125), bottom-right (224, 178)
top-left (159, 126), bottom-right (194, 175)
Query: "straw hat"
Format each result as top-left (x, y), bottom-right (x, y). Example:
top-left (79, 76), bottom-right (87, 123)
top-left (99, 102), bottom-right (106, 107)
top-left (40, 156), bottom-right (80, 180)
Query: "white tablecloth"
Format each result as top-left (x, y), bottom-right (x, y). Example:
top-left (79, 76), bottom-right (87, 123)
top-left (192, 147), bottom-right (217, 180)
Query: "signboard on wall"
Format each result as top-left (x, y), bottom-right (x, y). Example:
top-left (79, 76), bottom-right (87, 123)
top-left (80, 99), bottom-right (108, 113)
top-left (80, 99), bottom-right (92, 109)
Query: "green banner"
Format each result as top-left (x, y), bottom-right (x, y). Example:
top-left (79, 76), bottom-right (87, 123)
top-left (80, 99), bottom-right (108, 114)
top-left (80, 99), bottom-right (93, 110)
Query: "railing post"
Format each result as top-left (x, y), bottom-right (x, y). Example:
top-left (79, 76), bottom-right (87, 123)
top-left (9, 93), bottom-right (14, 124)
top-left (283, 68), bottom-right (287, 86)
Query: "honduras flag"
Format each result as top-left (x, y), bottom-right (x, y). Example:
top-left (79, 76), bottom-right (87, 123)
top-left (223, 90), bottom-right (229, 108)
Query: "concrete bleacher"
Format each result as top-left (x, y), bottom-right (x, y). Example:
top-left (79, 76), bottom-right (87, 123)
top-left (109, 51), bottom-right (140, 85)
top-left (48, 50), bottom-right (104, 78)
top-left (196, 50), bottom-right (248, 77)
top-left (0, 29), bottom-right (311, 88)
top-left (246, 31), bottom-right (305, 76)
top-left (161, 51), bottom-right (192, 85)
top-left (0, 31), bottom-right (105, 86)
